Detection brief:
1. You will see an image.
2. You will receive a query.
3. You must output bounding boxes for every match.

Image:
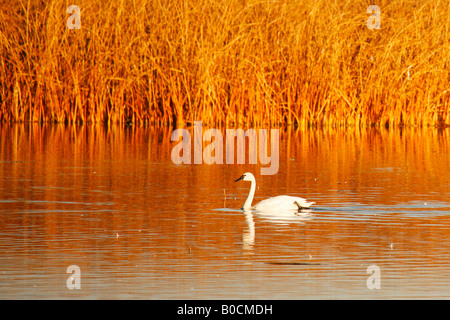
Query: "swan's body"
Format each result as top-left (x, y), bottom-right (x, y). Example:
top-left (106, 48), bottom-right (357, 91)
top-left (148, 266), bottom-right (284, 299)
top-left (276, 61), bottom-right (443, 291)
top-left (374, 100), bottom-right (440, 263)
top-left (235, 172), bottom-right (315, 212)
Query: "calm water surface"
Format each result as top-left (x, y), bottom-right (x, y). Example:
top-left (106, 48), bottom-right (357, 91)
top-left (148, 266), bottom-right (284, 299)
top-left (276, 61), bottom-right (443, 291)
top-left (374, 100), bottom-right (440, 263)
top-left (1, 124), bottom-right (450, 299)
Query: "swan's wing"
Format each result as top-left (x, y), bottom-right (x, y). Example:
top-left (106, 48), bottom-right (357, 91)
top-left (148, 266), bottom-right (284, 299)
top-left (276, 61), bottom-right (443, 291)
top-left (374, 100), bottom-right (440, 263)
top-left (254, 195), bottom-right (314, 211)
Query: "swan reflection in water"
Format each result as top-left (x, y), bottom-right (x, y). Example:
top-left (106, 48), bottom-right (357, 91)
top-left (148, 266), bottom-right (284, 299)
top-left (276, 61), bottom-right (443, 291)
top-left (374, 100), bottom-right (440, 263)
top-left (242, 208), bottom-right (313, 252)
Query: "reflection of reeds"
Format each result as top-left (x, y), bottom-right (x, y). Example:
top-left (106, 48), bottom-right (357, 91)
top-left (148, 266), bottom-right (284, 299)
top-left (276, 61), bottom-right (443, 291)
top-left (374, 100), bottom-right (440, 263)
top-left (1, 123), bottom-right (450, 266)
top-left (1, 0), bottom-right (449, 126)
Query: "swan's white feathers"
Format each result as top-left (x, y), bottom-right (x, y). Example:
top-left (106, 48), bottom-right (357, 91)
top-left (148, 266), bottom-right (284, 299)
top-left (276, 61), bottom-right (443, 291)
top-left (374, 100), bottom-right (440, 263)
top-left (254, 196), bottom-right (314, 211)
top-left (235, 172), bottom-right (315, 213)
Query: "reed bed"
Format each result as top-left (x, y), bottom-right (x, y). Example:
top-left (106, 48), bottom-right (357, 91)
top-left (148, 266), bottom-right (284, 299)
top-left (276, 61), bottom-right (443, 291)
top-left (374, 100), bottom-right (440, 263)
top-left (0, 0), bottom-right (449, 127)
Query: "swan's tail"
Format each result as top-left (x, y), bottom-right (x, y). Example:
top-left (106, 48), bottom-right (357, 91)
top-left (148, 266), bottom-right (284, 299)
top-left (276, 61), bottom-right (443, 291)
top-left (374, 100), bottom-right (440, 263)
top-left (294, 201), bottom-right (315, 209)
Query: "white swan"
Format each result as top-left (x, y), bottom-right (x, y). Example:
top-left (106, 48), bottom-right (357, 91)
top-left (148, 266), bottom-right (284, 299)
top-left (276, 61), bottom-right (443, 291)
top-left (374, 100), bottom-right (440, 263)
top-left (235, 172), bottom-right (315, 212)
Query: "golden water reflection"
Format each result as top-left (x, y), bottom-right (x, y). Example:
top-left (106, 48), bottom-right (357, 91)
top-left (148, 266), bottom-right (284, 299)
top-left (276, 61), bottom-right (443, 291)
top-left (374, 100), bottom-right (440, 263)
top-left (0, 124), bottom-right (450, 299)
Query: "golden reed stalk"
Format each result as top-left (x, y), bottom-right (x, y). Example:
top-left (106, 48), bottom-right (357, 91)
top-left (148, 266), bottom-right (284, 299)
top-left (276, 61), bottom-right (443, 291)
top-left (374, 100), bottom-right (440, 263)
top-left (0, 0), bottom-right (449, 127)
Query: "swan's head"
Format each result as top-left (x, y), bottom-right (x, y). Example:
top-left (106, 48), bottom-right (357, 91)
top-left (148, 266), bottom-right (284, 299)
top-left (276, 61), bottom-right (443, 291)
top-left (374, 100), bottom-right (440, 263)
top-left (235, 172), bottom-right (255, 183)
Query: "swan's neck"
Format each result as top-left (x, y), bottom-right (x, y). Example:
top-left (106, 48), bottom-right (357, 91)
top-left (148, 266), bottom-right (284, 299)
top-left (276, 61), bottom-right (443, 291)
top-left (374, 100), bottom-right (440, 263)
top-left (242, 177), bottom-right (256, 210)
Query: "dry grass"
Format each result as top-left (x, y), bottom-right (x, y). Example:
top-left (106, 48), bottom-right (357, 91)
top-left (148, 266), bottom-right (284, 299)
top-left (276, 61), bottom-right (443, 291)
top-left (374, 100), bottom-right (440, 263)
top-left (0, 0), bottom-right (449, 127)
